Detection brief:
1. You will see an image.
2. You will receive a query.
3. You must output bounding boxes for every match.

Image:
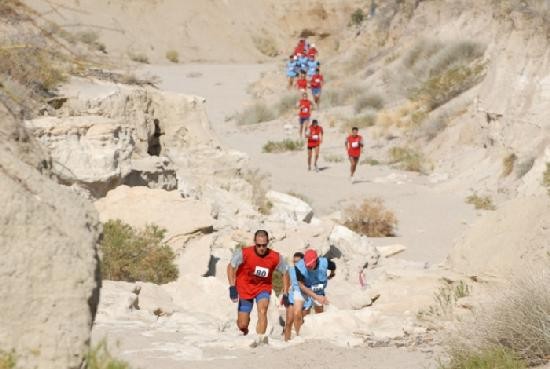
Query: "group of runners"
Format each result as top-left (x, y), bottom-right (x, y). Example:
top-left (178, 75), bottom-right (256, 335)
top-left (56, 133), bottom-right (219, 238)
top-left (286, 38), bottom-right (365, 179)
top-left (227, 230), bottom-right (336, 346)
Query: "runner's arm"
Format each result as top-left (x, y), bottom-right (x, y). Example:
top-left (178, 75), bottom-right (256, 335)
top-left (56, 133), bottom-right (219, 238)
top-left (227, 249), bottom-right (243, 286)
top-left (295, 267), bottom-right (320, 299)
top-left (328, 259), bottom-right (336, 279)
top-left (276, 255), bottom-right (290, 294)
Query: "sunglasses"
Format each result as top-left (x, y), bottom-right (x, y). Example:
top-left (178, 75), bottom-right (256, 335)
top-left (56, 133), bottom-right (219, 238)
top-left (255, 243), bottom-right (269, 248)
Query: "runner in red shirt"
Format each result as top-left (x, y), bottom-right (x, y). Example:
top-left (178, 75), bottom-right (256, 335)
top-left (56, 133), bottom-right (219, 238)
top-left (295, 39), bottom-right (306, 55)
top-left (310, 68), bottom-right (324, 107)
top-left (227, 230), bottom-right (289, 347)
top-left (296, 71), bottom-right (308, 91)
top-left (297, 92), bottom-right (312, 137)
top-left (345, 127), bottom-right (364, 181)
top-left (306, 119), bottom-right (323, 171)
top-left (307, 43), bottom-right (318, 58)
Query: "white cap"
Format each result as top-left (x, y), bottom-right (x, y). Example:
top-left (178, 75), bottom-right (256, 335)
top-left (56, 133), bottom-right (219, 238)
top-left (311, 43), bottom-right (316, 47)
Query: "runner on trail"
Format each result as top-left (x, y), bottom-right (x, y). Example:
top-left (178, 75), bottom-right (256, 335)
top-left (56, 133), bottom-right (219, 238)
top-left (310, 67), bottom-right (324, 107)
top-left (286, 55), bottom-right (298, 89)
top-left (293, 249), bottom-right (331, 314)
top-left (307, 43), bottom-right (318, 58)
top-left (297, 92), bottom-right (312, 137)
top-left (306, 54), bottom-right (319, 78)
top-left (294, 38), bottom-right (307, 56)
top-left (345, 127), bottom-right (364, 181)
top-left (227, 230), bottom-right (289, 347)
top-left (296, 71), bottom-right (308, 91)
top-left (306, 119), bottom-right (323, 172)
top-left (282, 252), bottom-right (312, 341)
top-left (298, 53), bottom-right (309, 73)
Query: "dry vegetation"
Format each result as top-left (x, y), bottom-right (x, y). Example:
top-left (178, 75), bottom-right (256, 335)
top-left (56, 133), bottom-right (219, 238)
top-left (388, 146), bottom-right (426, 173)
top-left (252, 35), bottom-right (279, 57)
top-left (465, 194), bottom-right (496, 211)
top-left (354, 93), bottom-right (385, 113)
top-left (418, 280), bottom-right (471, 321)
top-left (286, 191), bottom-right (311, 204)
top-left (340, 113), bottom-right (377, 132)
top-left (100, 220), bottom-right (179, 284)
top-left (236, 101), bottom-right (275, 125)
top-left (324, 153), bottom-right (345, 163)
top-left (87, 341), bottom-right (131, 369)
top-left (443, 270), bottom-right (549, 368)
top-left (343, 198), bottom-right (397, 237)
top-left (165, 50), bottom-right (179, 63)
top-left (262, 139), bottom-right (304, 153)
top-left (243, 169), bottom-right (272, 215)
top-left (502, 153), bottom-right (517, 177)
top-left (275, 93), bottom-right (298, 115)
top-left (129, 52), bottom-right (149, 64)
top-left (0, 351), bottom-right (15, 369)
top-left (543, 163), bottom-right (550, 195)
top-left (76, 30), bottom-right (106, 53)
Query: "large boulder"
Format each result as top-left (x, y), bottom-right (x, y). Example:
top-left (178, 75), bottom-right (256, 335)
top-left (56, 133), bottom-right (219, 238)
top-left (266, 191), bottom-right (314, 225)
top-left (94, 186), bottom-right (215, 247)
top-left (0, 114), bottom-right (101, 369)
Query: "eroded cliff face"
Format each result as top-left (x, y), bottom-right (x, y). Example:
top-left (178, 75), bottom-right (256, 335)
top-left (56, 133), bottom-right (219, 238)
top-left (0, 107), bottom-right (102, 369)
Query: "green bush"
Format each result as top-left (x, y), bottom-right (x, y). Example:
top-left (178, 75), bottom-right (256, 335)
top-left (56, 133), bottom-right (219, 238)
top-left (262, 139), bottom-right (304, 153)
top-left (465, 194), bottom-right (496, 211)
top-left (165, 50), bottom-right (179, 63)
top-left (350, 8), bottom-right (365, 26)
top-left (442, 347), bottom-right (526, 369)
top-left (236, 102), bottom-right (275, 125)
top-left (388, 146), bottom-right (426, 173)
top-left (87, 340), bottom-right (131, 369)
top-left (100, 220), bottom-right (178, 284)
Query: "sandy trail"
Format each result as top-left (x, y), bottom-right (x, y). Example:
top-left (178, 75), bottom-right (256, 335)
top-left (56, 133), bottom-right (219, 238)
top-left (142, 63), bottom-right (475, 264)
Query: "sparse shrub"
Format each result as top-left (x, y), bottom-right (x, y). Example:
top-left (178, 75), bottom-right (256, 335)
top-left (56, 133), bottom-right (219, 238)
top-left (502, 153), bottom-right (517, 177)
top-left (252, 36), bottom-right (279, 57)
top-left (324, 153), bottom-right (345, 163)
top-left (236, 102), bottom-right (275, 125)
top-left (444, 270), bottom-right (549, 366)
top-left (411, 64), bottom-right (485, 111)
top-left (543, 163), bottom-right (550, 195)
top-left (388, 146), bottom-right (426, 173)
top-left (299, 29), bottom-right (316, 38)
top-left (262, 139), bottom-right (304, 153)
top-left (340, 113), bottom-right (376, 133)
top-left (361, 158), bottom-right (380, 165)
top-left (323, 89), bottom-right (346, 107)
top-left (418, 280), bottom-right (471, 321)
top-left (100, 220), bottom-right (178, 284)
top-left (350, 8), bottom-right (365, 26)
top-left (243, 169), bottom-right (272, 215)
top-left (0, 351), bottom-right (15, 369)
top-left (516, 157), bottom-right (535, 178)
top-left (276, 93), bottom-right (298, 115)
top-left (354, 93), bottom-right (384, 113)
top-left (442, 347), bottom-right (526, 369)
top-left (76, 30), bottom-right (99, 44)
top-left (129, 52), bottom-right (149, 64)
top-left (87, 340), bottom-right (132, 369)
top-left (272, 271), bottom-right (284, 295)
top-left (343, 198), bottom-right (397, 237)
top-left (165, 50), bottom-right (179, 63)
top-left (465, 194), bottom-right (496, 210)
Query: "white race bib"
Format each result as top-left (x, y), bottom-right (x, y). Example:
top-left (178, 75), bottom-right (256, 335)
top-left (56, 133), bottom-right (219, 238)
top-left (315, 78), bottom-right (320, 83)
top-left (301, 107), bottom-right (309, 113)
top-left (254, 266), bottom-right (269, 278)
top-left (351, 142), bottom-right (359, 148)
top-left (312, 283), bottom-right (324, 292)
top-left (312, 134), bottom-right (319, 140)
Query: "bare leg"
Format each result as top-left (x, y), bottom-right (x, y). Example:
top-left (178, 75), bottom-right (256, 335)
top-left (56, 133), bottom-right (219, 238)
top-left (237, 311), bottom-right (250, 335)
top-left (308, 148), bottom-right (312, 170)
top-left (293, 300), bottom-right (305, 336)
top-left (284, 305), bottom-right (294, 341)
top-left (256, 298), bottom-right (269, 335)
top-left (314, 146), bottom-right (320, 169)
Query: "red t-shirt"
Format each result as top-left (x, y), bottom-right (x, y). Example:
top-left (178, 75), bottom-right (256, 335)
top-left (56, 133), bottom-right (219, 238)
top-left (307, 47), bottom-right (318, 57)
top-left (298, 99), bottom-right (312, 117)
top-left (236, 246), bottom-right (281, 299)
top-left (307, 125), bottom-right (323, 147)
top-left (310, 74), bottom-right (324, 88)
top-left (296, 78), bottom-right (308, 90)
top-left (347, 134), bottom-right (363, 157)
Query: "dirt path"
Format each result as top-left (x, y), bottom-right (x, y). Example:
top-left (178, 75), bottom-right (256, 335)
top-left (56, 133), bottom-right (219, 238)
top-left (142, 63), bottom-right (475, 264)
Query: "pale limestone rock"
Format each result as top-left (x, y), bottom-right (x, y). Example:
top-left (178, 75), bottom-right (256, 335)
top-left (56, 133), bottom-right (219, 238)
top-left (376, 244), bottom-right (407, 258)
top-left (266, 190), bottom-right (314, 224)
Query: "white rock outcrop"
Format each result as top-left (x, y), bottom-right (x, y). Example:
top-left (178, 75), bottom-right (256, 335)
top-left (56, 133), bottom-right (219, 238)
top-left (0, 113), bottom-right (101, 369)
top-left (266, 190), bottom-right (314, 225)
